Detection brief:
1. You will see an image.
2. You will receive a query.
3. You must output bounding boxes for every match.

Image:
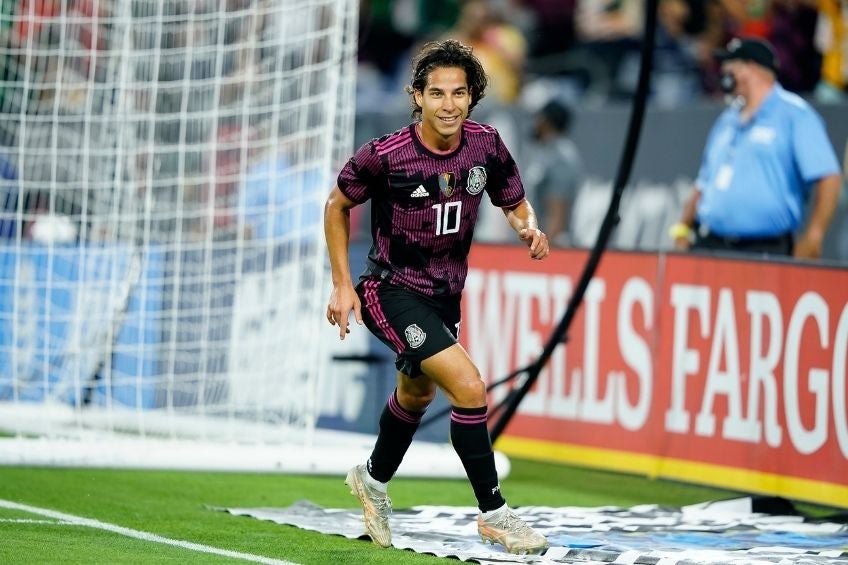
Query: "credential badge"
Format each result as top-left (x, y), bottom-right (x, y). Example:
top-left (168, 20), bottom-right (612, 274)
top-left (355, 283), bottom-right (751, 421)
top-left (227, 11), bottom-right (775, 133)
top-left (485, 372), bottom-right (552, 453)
top-left (404, 324), bottom-right (427, 349)
top-left (438, 172), bottom-right (456, 197)
top-left (466, 166), bottom-right (487, 195)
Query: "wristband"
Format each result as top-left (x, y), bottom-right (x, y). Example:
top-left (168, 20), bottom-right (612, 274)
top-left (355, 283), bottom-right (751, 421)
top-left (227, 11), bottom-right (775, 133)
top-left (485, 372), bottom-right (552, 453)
top-left (668, 222), bottom-right (691, 240)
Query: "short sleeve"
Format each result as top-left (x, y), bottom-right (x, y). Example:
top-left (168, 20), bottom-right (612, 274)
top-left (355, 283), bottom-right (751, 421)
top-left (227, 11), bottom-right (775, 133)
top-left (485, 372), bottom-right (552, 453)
top-left (791, 107), bottom-right (840, 184)
top-left (486, 131), bottom-right (525, 209)
top-left (337, 141), bottom-right (384, 203)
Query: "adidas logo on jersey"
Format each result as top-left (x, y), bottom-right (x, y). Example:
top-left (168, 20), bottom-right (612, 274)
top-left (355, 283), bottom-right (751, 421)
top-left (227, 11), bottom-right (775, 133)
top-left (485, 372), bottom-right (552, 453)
top-left (411, 185), bottom-right (428, 198)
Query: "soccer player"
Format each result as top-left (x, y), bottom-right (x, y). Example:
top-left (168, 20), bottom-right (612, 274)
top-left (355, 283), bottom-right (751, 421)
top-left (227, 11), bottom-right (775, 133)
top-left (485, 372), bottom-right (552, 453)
top-left (323, 39), bottom-right (549, 555)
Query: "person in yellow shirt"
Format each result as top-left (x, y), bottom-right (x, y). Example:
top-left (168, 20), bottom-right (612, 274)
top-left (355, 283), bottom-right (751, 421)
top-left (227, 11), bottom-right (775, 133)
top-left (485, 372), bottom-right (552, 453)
top-left (815, 0), bottom-right (848, 101)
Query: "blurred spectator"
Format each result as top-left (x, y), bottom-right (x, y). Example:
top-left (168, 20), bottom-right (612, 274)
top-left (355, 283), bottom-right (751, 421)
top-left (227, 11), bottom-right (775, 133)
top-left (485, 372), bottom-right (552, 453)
top-left (518, 0), bottom-right (578, 57)
top-left (70, 0), bottom-right (111, 82)
top-left (680, 0), bottom-right (709, 35)
top-left (575, 0), bottom-right (644, 42)
top-left (574, 0), bottom-right (644, 99)
top-left (2, 0), bottom-right (56, 115)
top-left (14, 0), bottom-right (61, 42)
top-left (358, 0), bottom-right (465, 96)
top-left (519, 100), bottom-right (584, 246)
top-left (351, 0), bottom-right (848, 105)
top-left (653, 0), bottom-right (704, 106)
top-left (417, 0), bottom-right (464, 37)
top-left (444, 0), bottom-right (527, 105)
top-left (698, 0), bottom-right (823, 96)
top-left (13, 0), bottom-right (109, 82)
top-left (694, 0), bottom-right (736, 94)
top-left (814, 0), bottom-right (848, 102)
top-left (769, 0), bottom-right (820, 93)
top-left (718, 0), bottom-right (772, 38)
top-left (697, 1), bottom-right (782, 95)
top-left (358, 0), bottom-right (418, 91)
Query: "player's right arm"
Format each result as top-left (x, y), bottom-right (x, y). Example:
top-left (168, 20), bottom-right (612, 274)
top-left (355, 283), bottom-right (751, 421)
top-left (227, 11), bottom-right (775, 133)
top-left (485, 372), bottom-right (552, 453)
top-left (324, 185), bottom-right (363, 340)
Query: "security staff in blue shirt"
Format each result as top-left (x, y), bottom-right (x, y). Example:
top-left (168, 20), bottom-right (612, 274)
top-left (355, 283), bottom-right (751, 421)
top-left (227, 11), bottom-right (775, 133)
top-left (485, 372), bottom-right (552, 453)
top-left (671, 38), bottom-right (842, 258)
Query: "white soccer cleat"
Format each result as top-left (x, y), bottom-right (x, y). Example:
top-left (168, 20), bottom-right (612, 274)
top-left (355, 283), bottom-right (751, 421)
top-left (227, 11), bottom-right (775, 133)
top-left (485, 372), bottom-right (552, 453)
top-left (345, 464), bottom-right (392, 547)
top-left (477, 506), bottom-right (548, 555)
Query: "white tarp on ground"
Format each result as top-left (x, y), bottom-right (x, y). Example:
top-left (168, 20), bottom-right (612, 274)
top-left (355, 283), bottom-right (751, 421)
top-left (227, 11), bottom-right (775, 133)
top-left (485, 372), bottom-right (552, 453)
top-left (224, 497), bottom-right (848, 564)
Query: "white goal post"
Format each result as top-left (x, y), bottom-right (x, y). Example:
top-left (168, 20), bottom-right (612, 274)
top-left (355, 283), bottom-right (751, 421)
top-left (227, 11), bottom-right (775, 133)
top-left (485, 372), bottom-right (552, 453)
top-left (0, 0), bottom-right (373, 472)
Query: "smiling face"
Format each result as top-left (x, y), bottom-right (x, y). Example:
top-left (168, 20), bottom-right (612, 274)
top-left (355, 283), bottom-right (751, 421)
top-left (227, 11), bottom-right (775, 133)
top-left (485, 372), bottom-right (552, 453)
top-left (414, 66), bottom-right (472, 151)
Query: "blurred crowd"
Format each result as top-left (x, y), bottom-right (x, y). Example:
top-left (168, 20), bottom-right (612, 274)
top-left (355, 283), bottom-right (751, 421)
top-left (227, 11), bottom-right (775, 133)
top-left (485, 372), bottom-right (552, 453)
top-left (0, 0), bottom-right (335, 244)
top-left (356, 0), bottom-right (848, 110)
top-left (1, 0), bottom-right (846, 255)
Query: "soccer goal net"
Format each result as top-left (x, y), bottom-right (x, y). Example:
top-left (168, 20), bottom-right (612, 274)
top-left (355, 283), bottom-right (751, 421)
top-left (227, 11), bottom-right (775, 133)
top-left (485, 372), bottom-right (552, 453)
top-left (0, 0), bottom-right (360, 471)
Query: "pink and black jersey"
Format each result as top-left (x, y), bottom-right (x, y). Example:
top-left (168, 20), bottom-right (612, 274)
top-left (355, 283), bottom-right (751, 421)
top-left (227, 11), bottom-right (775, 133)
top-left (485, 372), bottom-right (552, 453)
top-left (337, 120), bottom-right (525, 296)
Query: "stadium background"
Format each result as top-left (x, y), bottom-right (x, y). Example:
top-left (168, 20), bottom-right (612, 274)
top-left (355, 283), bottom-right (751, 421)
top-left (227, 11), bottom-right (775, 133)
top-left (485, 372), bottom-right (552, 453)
top-left (1, 0), bottom-right (846, 508)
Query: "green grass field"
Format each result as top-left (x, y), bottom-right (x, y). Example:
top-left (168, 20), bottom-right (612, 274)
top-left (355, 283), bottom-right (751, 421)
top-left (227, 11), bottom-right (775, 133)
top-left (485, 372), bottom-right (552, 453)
top-left (0, 458), bottom-right (754, 564)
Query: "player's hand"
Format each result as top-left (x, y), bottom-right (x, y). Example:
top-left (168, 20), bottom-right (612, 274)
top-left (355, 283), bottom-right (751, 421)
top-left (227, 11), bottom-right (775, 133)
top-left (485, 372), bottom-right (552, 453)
top-left (326, 284), bottom-right (363, 340)
top-left (674, 236), bottom-right (690, 251)
top-left (519, 228), bottom-right (549, 260)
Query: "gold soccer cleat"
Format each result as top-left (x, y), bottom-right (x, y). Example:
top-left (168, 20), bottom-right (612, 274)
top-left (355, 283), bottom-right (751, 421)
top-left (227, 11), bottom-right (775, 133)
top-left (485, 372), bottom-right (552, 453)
top-left (345, 464), bottom-right (392, 548)
top-left (477, 506), bottom-right (548, 555)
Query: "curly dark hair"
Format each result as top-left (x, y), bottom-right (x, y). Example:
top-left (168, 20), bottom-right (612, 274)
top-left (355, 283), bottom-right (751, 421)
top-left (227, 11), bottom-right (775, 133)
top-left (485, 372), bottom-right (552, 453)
top-left (406, 39), bottom-right (488, 121)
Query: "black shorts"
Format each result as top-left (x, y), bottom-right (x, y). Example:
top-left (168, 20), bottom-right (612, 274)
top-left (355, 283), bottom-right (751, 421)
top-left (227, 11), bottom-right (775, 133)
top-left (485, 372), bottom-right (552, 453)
top-left (356, 278), bottom-right (460, 377)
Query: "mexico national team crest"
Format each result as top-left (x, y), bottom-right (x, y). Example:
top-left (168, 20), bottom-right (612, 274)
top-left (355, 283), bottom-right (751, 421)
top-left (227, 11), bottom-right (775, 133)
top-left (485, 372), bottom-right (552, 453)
top-left (466, 166), bottom-right (487, 195)
top-left (438, 172), bottom-right (456, 197)
top-left (404, 324), bottom-right (427, 349)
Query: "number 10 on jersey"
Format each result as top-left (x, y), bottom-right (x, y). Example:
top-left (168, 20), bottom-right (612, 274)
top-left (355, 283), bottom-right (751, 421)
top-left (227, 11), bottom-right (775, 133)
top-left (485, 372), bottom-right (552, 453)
top-left (432, 202), bottom-right (462, 235)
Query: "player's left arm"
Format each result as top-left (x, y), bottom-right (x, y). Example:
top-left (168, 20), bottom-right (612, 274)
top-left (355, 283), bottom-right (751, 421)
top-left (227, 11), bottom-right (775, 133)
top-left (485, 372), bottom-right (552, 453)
top-left (794, 173), bottom-right (842, 259)
top-left (791, 107), bottom-right (843, 259)
top-left (503, 198), bottom-right (549, 260)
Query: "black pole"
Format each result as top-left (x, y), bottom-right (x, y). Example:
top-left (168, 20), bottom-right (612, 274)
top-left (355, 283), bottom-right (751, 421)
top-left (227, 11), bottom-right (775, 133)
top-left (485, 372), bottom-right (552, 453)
top-left (488, 0), bottom-right (660, 443)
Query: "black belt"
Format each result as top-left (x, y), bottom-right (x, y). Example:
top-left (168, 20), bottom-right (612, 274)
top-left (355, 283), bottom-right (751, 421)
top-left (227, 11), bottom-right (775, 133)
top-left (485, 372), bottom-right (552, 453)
top-left (694, 229), bottom-right (794, 255)
top-left (700, 231), bottom-right (791, 246)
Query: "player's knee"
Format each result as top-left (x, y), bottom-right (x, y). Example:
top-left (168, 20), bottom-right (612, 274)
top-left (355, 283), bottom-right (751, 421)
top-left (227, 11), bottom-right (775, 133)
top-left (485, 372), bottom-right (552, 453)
top-left (397, 386), bottom-right (436, 412)
top-left (450, 374), bottom-right (486, 407)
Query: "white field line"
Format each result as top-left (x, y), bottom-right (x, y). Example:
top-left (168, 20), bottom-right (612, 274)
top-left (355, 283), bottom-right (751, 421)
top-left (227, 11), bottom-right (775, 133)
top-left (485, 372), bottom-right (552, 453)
top-left (0, 499), bottom-right (298, 565)
top-left (0, 518), bottom-right (67, 525)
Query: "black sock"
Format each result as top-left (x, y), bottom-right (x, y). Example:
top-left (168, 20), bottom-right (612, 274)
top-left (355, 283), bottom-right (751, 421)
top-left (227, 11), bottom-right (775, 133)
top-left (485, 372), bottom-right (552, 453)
top-left (367, 390), bottom-right (424, 483)
top-left (450, 405), bottom-right (506, 512)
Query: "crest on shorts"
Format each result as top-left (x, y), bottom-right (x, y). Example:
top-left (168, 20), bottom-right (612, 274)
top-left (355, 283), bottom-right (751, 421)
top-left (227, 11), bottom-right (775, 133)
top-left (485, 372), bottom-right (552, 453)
top-left (466, 166), bottom-right (487, 195)
top-left (438, 172), bottom-right (456, 197)
top-left (404, 324), bottom-right (427, 349)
